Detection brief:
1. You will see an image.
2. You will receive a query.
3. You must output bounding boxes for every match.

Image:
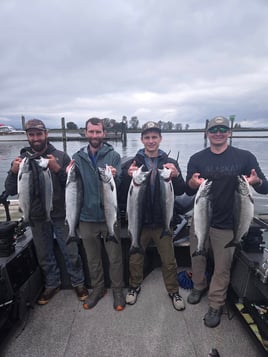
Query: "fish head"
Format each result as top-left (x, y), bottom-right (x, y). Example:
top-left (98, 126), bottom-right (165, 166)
top-left (132, 165), bottom-right (151, 185)
top-left (194, 179), bottom-right (213, 204)
top-left (18, 157), bottom-right (30, 174)
top-left (200, 179), bottom-right (212, 193)
top-left (98, 164), bottom-right (112, 183)
top-left (35, 157), bottom-right (49, 169)
top-left (237, 175), bottom-right (252, 196)
top-left (158, 167), bottom-right (172, 181)
top-left (66, 161), bottom-right (78, 184)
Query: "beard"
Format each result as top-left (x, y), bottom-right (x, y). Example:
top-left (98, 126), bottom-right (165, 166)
top-left (31, 140), bottom-right (47, 153)
top-left (88, 137), bottom-right (103, 149)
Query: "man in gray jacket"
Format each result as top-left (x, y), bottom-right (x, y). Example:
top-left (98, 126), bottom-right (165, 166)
top-left (72, 117), bottom-right (125, 311)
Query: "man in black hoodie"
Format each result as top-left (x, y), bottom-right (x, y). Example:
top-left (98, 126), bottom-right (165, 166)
top-left (5, 119), bottom-right (87, 305)
top-left (120, 121), bottom-right (186, 311)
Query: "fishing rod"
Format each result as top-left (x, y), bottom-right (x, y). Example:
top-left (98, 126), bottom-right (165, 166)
top-left (176, 151), bottom-right (180, 162)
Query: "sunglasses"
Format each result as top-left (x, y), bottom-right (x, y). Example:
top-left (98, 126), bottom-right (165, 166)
top-left (208, 126), bottom-right (229, 134)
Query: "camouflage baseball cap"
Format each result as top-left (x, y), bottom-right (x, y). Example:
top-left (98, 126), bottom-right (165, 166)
top-left (207, 116), bottom-right (229, 130)
top-left (141, 121), bottom-right (161, 134)
top-left (25, 119), bottom-right (47, 131)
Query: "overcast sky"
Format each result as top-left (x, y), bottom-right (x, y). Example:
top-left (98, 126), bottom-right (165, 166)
top-left (1, 0), bottom-right (268, 129)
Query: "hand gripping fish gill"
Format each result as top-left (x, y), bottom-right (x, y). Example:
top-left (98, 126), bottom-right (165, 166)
top-left (126, 165), bottom-right (151, 255)
top-left (158, 167), bottom-right (174, 238)
top-left (225, 175), bottom-right (254, 248)
top-left (192, 179), bottom-right (213, 257)
top-left (65, 161), bottom-right (84, 245)
top-left (98, 165), bottom-right (119, 243)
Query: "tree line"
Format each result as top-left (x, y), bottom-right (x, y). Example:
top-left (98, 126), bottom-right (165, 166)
top-left (66, 116), bottom-right (243, 131)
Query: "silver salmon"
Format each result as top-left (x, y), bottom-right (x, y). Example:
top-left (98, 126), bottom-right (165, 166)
top-left (17, 157), bottom-right (53, 223)
top-left (98, 165), bottom-right (119, 243)
top-left (126, 165), bottom-right (151, 255)
top-left (225, 175), bottom-right (254, 248)
top-left (37, 158), bottom-right (53, 222)
top-left (192, 179), bottom-right (213, 257)
top-left (65, 161), bottom-right (83, 244)
top-left (18, 157), bottom-right (32, 223)
top-left (158, 167), bottom-right (174, 238)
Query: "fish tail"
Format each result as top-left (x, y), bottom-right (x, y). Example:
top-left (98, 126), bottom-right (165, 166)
top-left (192, 249), bottom-right (207, 257)
top-left (208, 348), bottom-right (220, 357)
top-left (106, 235), bottom-right (119, 244)
top-left (66, 235), bottom-right (80, 245)
top-left (224, 241), bottom-right (241, 249)
top-left (129, 246), bottom-right (144, 255)
top-left (160, 228), bottom-right (172, 238)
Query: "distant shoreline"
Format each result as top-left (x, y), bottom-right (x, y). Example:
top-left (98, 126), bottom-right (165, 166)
top-left (48, 127), bottom-right (268, 134)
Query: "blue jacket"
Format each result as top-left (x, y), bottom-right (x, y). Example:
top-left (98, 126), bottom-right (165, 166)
top-left (73, 142), bottom-right (121, 222)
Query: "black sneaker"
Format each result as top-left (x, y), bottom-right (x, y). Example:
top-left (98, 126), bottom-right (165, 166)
top-left (204, 306), bottom-right (223, 328)
top-left (187, 287), bottom-right (208, 304)
top-left (83, 288), bottom-right (107, 310)
top-left (125, 286), bottom-right (141, 305)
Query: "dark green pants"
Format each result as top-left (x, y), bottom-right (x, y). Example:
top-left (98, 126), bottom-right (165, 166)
top-left (79, 221), bottom-right (124, 290)
top-left (129, 226), bottom-right (179, 294)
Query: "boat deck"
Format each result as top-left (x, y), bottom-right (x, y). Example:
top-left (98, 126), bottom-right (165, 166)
top-left (0, 203), bottom-right (268, 356)
top-left (1, 267), bottom-right (266, 357)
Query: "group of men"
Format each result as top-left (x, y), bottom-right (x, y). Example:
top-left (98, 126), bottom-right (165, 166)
top-left (5, 116), bottom-right (268, 328)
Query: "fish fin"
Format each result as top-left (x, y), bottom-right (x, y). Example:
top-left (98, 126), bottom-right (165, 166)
top-left (249, 195), bottom-right (254, 204)
top-left (106, 235), bottom-right (119, 244)
top-left (66, 235), bottom-right (80, 245)
top-left (208, 348), bottom-right (220, 357)
top-left (129, 246), bottom-right (144, 255)
top-left (224, 241), bottom-right (242, 249)
top-left (192, 249), bottom-right (207, 257)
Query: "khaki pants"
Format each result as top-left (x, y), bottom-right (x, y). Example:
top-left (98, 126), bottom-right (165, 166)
top-left (129, 226), bottom-right (179, 294)
top-left (79, 221), bottom-right (124, 290)
top-left (190, 221), bottom-right (235, 309)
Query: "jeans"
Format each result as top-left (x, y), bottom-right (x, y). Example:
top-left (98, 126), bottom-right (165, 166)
top-left (30, 218), bottom-right (85, 288)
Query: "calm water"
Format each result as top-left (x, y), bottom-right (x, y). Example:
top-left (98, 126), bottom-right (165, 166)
top-left (0, 132), bottom-right (268, 213)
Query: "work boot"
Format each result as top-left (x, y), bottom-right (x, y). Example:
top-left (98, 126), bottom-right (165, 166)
top-left (113, 289), bottom-right (126, 311)
top-left (37, 287), bottom-right (60, 305)
top-left (204, 306), bottom-right (223, 328)
top-left (74, 285), bottom-right (88, 301)
top-left (187, 287), bottom-right (208, 304)
top-left (83, 287), bottom-right (107, 310)
top-left (125, 286), bottom-right (141, 305)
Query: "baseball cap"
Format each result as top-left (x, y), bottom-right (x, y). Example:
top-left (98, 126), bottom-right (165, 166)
top-left (141, 121), bottom-right (161, 135)
top-left (25, 119), bottom-right (47, 131)
top-left (207, 116), bottom-right (230, 130)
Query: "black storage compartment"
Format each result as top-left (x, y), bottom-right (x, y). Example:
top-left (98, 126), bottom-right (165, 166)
top-left (0, 221), bottom-right (17, 257)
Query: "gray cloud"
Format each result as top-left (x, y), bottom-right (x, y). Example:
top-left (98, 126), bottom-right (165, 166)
top-left (1, 0), bottom-right (268, 128)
